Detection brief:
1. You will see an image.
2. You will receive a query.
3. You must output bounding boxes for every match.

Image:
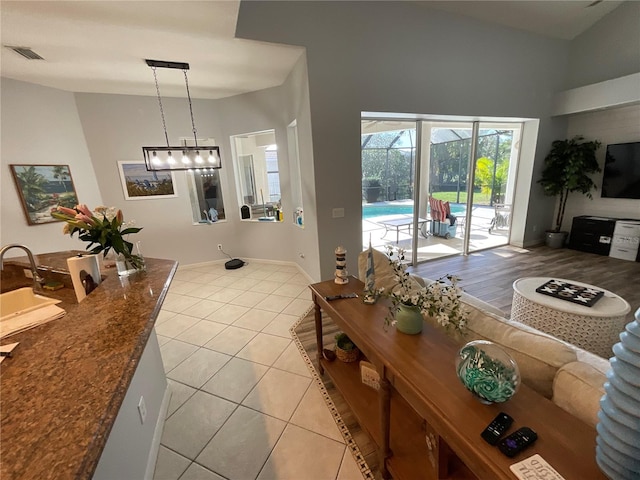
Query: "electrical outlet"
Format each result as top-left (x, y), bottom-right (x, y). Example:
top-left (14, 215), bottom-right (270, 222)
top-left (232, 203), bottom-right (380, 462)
top-left (138, 396), bottom-right (147, 424)
top-left (23, 269), bottom-right (34, 279)
top-left (217, 244), bottom-right (223, 251)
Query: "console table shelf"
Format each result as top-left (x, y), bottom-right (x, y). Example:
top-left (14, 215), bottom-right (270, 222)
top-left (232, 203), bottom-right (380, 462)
top-left (320, 357), bottom-right (380, 444)
top-left (321, 356), bottom-right (447, 479)
top-left (310, 277), bottom-right (606, 480)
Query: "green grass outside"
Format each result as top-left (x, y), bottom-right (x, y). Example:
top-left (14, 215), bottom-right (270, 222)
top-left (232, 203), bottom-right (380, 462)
top-left (431, 191), bottom-right (491, 205)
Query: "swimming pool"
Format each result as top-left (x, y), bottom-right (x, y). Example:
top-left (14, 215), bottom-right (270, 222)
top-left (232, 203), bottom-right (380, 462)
top-left (363, 203), bottom-right (465, 219)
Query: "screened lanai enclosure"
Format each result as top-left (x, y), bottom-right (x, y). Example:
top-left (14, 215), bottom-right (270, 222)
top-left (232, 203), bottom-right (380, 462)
top-left (361, 119), bottom-right (522, 263)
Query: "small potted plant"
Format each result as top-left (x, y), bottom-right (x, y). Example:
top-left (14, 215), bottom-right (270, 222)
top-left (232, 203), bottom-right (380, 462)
top-left (538, 136), bottom-right (601, 248)
top-left (334, 332), bottom-right (360, 362)
top-left (383, 246), bottom-right (468, 335)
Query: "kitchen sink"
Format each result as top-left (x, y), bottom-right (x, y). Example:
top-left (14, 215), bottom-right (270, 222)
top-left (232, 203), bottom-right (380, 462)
top-left (0, 287), bottom-right (62, 322)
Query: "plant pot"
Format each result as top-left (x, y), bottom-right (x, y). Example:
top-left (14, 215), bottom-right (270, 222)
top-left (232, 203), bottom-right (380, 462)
top-left (395, 303), bottom-right (423, 335)
top-left (545, 231), bottom-right (568, 249)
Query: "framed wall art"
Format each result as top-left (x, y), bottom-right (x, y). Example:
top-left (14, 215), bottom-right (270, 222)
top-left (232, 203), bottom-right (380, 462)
top-left (10, 164), bottom-right (79, 225)
top-left (118, 161), bottom-right (177, 200)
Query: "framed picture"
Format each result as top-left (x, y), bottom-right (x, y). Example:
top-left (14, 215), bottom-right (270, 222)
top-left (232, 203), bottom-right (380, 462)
top-left (10, 164), bottom-right (79, 225)
top-left (118, 161), bottom-right (177, 200)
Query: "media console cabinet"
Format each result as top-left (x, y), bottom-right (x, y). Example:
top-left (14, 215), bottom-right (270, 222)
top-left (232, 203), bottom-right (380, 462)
top-left (310, 277), bottom-right (606, 480)
top-left (569, 215), bottom-right (640, 261)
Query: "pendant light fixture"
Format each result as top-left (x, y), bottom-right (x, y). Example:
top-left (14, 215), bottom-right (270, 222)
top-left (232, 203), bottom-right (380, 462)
top-left (142, 59), bottom-right (221, 172)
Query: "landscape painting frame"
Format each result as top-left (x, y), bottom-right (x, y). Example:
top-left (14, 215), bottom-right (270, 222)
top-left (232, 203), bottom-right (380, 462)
top-left (10, 164), bottom-right (79, 225)
top-left (118, 161), bottom-right (177, 200)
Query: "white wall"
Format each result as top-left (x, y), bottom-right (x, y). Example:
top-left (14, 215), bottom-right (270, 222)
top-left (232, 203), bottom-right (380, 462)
top-left (74, 80), bottom-right (316, 271)
top-left (278, 53), bottom-right (321, 280)
top-left (3, 62), bottom-right (319, 277)
top-left (1, 79), bottom-right (102, 255)
top-left (236, 1), bottom-right (571, 278)
top-left (560, 104), bottom-right (640, 231)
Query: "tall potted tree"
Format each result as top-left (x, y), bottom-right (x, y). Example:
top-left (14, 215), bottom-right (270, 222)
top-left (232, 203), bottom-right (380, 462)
top-left (538, 136), bottom-right (601, 248)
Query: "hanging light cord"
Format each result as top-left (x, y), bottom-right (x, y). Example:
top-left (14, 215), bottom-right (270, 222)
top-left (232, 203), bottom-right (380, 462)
top-left (152, 66), bottom-right (171, 148)
top-left (183, 69), bottom-right (199, 148)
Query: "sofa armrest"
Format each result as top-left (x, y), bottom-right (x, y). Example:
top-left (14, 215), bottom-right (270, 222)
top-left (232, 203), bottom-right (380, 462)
top-left (552, 361), bottom-right (607, 428)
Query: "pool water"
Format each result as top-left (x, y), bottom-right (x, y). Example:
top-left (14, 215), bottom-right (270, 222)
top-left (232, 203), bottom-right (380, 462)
top-left (363, 203), bottom-right (465, 219)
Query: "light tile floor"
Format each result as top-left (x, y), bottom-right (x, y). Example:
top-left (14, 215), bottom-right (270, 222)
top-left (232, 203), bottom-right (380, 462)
top-left (153, 261), bottom-right (364, 480)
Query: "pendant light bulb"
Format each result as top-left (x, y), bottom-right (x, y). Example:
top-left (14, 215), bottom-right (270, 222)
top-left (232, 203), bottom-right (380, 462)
top-left (182, 150), bottom-right (191, 164)
top-left (152, 151), bottom-right (162, 165)
top-left (195, 150), bottom-right (203, 164)
top-left (167, 151), bottom-right (176, 164)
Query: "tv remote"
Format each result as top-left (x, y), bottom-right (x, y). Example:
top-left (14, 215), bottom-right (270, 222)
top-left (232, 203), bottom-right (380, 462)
top-left (498, 427), bottom-right (538, 458)
top-left (481, 412), bottom-right (513, 446)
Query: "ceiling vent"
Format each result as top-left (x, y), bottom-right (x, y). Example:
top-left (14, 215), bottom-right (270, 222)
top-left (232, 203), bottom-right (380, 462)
top-left (5, 46), bottom-right (44, 60)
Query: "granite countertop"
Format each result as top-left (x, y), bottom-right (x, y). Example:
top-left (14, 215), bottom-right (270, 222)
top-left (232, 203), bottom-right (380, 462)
top-left (0, 252), bottom-right (177, 480)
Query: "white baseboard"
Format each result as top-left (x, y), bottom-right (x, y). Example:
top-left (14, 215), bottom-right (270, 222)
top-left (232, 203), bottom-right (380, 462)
top-left (144, 384), bottom-right (172, 480)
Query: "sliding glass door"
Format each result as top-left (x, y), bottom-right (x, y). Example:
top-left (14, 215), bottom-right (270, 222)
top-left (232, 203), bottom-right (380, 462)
top-left (466, 123), bottom-right (521, 253)
top-left (362, 118), bottom-right (522, 264)
top-left (415, 122), bottom-right (473, 262)
top-left (361, 120), bottom-right (418, 261)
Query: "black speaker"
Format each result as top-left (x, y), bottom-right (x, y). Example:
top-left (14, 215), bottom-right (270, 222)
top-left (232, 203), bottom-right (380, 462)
top-left (241, 205), bottom-right (250, 219)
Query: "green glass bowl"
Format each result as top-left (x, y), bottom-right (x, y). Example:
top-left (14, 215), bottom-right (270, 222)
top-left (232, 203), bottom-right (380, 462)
top-left (455, 340), bottom-right (520, 404)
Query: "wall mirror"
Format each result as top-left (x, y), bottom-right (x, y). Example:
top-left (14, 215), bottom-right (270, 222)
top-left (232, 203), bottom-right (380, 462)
top-left (231, 129), bottom-right (282, 221)
top-left (181, 137), bottom-right (226, 224)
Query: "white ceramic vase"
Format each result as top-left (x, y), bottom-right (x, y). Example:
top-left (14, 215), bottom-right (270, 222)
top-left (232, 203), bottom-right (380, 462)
top-left (595, 307), bottom-right (640, 480)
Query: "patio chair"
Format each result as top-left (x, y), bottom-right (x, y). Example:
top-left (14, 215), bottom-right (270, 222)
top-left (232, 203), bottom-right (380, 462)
top-left (488, 204), bottom-right (511, 234)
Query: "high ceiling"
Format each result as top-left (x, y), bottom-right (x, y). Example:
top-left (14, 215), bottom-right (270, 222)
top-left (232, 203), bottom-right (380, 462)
top-left (422, 0), bottom-right (622, 40)
top-left (0, 1), bottom-right (623, 100)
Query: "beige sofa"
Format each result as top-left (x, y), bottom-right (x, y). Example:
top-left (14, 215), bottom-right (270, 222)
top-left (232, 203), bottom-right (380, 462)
top-left (358, 249), bottom-right (609, 428)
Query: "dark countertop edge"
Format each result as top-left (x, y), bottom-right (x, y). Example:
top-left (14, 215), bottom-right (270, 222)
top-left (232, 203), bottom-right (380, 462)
top-left (76, 260), bottom-right (179, 480)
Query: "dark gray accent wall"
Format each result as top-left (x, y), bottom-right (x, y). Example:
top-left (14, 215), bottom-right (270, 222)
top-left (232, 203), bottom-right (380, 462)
top-left (237, 1), bottom-right (571, 278)
top-left (566, 1), bottom-right (640, 89)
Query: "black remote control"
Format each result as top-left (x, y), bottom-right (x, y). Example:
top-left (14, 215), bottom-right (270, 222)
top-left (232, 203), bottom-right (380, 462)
top-left (481, 412), bottom-right (513, 445)
top-left (498, 427), bottom-right (538, 457)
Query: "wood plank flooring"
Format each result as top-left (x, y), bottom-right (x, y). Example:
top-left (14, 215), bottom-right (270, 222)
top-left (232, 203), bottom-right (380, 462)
top-left (411, 245), bottom-right (640, 325)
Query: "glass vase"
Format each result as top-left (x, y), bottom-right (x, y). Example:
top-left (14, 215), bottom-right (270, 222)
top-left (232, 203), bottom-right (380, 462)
top-left (115, 241), bottom-right (146, 277)
top-left (395, 303), bottom-right (423, 335)
top-left (455, 340), bottom-right (520, 404)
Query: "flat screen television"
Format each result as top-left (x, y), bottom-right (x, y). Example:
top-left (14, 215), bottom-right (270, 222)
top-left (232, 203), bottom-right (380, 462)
top-left (601, 141), bottom-right (640, 199)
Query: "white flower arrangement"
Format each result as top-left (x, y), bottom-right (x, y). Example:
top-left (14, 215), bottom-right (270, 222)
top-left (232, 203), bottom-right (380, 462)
top-left (383, 245), bottom-right (468, 333)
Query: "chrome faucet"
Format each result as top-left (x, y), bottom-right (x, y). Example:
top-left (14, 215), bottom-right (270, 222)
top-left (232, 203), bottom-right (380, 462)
top-left (0, 244), bottom-right (45, 289)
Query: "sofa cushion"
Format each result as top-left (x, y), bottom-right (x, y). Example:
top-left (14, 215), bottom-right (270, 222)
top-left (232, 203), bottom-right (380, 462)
top-left (432, 305), bottom-right (578, 398)
top-left (552, 361), bottom-right (607, 427)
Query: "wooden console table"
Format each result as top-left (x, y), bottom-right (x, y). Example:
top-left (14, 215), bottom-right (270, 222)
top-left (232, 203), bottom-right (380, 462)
top-left (310, 277), bottom-right (606, 480)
